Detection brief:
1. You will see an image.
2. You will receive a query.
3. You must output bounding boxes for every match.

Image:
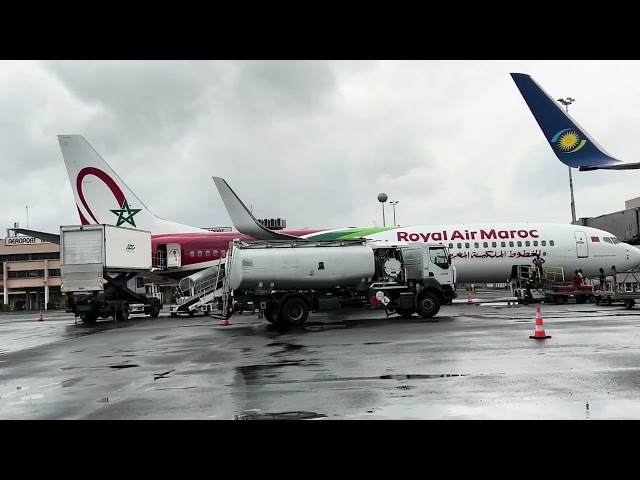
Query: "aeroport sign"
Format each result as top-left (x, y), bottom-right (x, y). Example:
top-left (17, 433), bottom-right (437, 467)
top-left (4, 236), bottom-right (50, 246)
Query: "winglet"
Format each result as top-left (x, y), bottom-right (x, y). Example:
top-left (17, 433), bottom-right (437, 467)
top-left (212, 177), bottom-right (308, 242)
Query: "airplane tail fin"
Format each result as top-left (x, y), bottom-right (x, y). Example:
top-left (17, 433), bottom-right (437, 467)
top-left (510, 73), bottom-right (629, 171)
top-left (58, 135), bottom-right (206, 234)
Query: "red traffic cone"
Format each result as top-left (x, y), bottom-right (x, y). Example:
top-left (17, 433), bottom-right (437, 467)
top-left (37, 309), bottom-right (44, 322)
top-left (467, 290), bottom-right (473, 305)
top-left (529, 305), bottom-right (551, 339)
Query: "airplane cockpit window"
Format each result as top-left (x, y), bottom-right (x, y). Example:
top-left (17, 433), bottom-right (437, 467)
top-left (603, 237), bottom-right (613, 244)
top-left (611, 237), bottom-right (621, 244)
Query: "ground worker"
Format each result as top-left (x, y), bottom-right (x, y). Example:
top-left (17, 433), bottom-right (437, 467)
top-left (532, 253), bottom-right (545, 278)
top-left (598, 268), bottom-right (606, 290)
top-left (572, 269), bottom-right (582, 291)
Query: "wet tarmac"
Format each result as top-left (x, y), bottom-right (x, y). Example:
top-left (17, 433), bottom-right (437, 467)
top-left (2, 290), bottom-right (640, 419)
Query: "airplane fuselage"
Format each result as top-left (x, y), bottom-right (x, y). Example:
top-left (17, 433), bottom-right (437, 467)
top-left (150, 223), bottom-right (640, 284)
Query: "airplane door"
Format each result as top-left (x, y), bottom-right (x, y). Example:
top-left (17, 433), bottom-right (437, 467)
top-left (167, 243), bottom-right (181, 268)
top-left (574, 231), bottom-right (589, 258)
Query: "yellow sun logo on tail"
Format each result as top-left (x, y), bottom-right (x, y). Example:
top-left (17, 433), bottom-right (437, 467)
top-left (558, 131), bottom-right (579, 151)
top-left (551, 128), bottom-right (588, 154)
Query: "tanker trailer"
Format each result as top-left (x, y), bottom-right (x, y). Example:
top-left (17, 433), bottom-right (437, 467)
top-left (218, 238), bottom-right (456, 325)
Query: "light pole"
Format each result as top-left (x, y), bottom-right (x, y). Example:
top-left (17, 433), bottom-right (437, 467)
top-left (390, 200), bottom-right (399, 226)
top-left (557, 96), bottom-right (577, 223)
top-left (377, 193), bottom-right (388, 227)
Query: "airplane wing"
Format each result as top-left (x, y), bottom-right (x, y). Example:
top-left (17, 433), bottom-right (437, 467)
top-left (10, 229), bottom-right (61, 244)
top-left (579, 162), bottom-right (640, 171)
top-left (510, 72), bottom-right (639, 171)
top-left (212, 176), bottom-right (308, 242)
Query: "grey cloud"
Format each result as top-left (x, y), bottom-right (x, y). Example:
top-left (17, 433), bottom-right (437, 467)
top-left (3, 60), bottom-right (640, 238)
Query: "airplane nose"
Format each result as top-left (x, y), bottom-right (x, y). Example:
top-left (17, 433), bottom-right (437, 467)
top-left (625, 244), bottom-right (640, 269)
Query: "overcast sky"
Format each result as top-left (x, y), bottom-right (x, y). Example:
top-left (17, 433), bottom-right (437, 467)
top-left (2, 60), bottom-right (639, 235)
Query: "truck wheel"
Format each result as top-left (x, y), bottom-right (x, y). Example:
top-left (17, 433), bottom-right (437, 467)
top-left (116, 303), bottom-right (130, 322)
top-left (81, 313), bottom-right (98, 324)
top-left (150, 302), bottom-right (160, 318)
top-left (416, 291), bottom-right (441, 318)
top-left (625, 299), bottom-right (635, 309)
top-left (264, 308), bottom-right (277, 324)
top-left (394, 307), bottom-right (415, 318)
top-left (279, 298), bottom-right (309, 325)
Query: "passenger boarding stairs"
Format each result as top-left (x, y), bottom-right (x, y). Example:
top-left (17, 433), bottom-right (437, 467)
top-left (169, 262), bottom-right (226, 317)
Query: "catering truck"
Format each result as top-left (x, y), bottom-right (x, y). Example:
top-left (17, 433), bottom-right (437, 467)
top-left (60, 224), bottom-right (162, 323)
top-left (215, 238), bottom-right (457, 325)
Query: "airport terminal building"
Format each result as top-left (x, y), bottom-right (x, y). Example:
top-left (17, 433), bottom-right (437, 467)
top-left (1, 234), bottom-right (62, 311)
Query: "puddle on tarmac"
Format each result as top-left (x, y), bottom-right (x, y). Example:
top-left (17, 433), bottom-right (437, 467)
top-left (234, 411), bottom-right (327, 420)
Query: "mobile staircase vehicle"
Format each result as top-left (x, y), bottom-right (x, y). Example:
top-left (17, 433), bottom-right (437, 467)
top-left (169, 263), bottom-right (225, 317)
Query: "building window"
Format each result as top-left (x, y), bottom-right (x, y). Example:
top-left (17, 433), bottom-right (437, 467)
top-left (48, 269), bottom-right (60, 277)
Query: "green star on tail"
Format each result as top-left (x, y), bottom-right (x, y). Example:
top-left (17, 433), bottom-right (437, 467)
top-left (110, 199), bottom-right (142, 227)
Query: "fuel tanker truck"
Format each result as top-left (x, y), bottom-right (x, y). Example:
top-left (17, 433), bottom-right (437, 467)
top-left (215, 238), bottom-right (457, 325)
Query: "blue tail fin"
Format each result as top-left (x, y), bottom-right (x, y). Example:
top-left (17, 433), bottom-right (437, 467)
top-left (510, 73), bottom-right (627, 170)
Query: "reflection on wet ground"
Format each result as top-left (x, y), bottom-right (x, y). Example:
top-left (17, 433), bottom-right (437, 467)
top-left (2, 289), bottom-right (640, 419)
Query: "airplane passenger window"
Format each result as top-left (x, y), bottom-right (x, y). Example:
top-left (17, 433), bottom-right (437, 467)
top-left (457, 243), bottom-right (462, 249)
top-left (492, 242), bottom-right (497, 248)
top-left (533, 241), bottom-right (538, 246)
top-left (541, 241), bottom-right (546, 246)
top-left (501, 242), bottom-right (506, 247)
top-left (197, 251), bottom-right (203, 257)
top-left (517, 241), bottom-right (522, 247)
top-left (483, 242), bottom-right (488, 248)
top-left (449, 243), bottom-right (454, 249)
top-left (525, 241), bottom-right (530, 247)
top-left (550, 240), bottom-right (555, 246)
top-left (221, 250), bottom-right (226, 257)
top-left (474, 242), bottom-right (479, 248)
top-left (189, 251), bottom-right (195, 257)
top-left (205, 251), bottom-right (210, 257)
top-left (509, 241), bottom-right (514, 247)
top-left (213, 250), bottom-right (218, 257)
top-left (465, 243), bottom-right (470, 248)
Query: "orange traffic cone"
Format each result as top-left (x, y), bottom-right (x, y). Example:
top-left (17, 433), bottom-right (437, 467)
top-left (529, 305), bottom-right (551, 339)
top-left (37, 309), bottom-right (44, 322)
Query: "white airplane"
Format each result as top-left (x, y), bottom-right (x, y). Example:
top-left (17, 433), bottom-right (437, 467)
top-left (213, 176), bottom-right (640, 284)
top-left (11, 134), bottom-right (640, 286)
